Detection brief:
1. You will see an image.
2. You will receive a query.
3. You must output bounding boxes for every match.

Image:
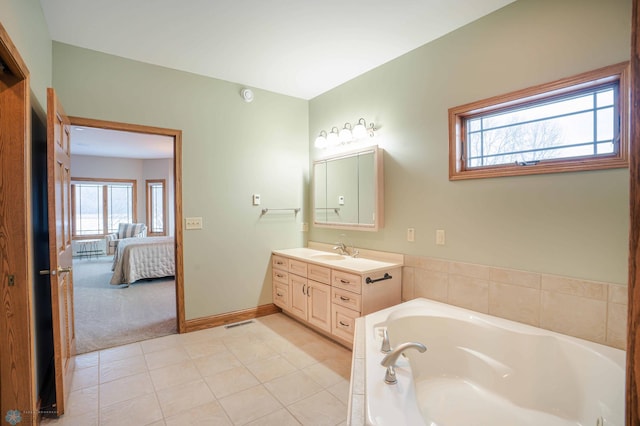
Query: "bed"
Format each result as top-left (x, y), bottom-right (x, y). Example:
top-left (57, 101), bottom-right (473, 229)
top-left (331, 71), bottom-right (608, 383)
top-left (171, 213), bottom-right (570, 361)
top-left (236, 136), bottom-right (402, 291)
top-left (110, 236), bottom-right (175, 286)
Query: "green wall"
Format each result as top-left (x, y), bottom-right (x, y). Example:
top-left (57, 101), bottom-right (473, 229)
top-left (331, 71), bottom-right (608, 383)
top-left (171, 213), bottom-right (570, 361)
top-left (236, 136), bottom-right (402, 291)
top-left (53, 43), bottom-right (309, 319)
top-left (309, 0), bottom-right (632, 285)
top-left (0, 0), bottom-right (51, 110)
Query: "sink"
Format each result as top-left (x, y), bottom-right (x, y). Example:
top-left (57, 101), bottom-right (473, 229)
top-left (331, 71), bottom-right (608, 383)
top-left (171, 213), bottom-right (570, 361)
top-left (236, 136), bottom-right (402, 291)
top-left (309, 253), bottom-right (346, 261)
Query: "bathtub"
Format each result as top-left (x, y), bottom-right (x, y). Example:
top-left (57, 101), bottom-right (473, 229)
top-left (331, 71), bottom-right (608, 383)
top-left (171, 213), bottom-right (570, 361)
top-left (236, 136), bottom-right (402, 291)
top-left (358, 298), bottom-right (625, 426)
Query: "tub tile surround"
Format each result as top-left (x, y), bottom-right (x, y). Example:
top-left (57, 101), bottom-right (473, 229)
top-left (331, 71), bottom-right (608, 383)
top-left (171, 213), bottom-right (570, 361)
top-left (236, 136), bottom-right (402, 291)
top-left (403, 255), bottom-right (627, 349)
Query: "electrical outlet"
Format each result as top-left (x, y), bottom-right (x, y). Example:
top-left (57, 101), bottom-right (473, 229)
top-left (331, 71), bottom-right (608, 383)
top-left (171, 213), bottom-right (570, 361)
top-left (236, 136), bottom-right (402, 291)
top-left (407, 228), bottom-right (415, 242)
top-left (338, 195), bottom-right (345, 206)
top-left (436, 229), bottom-right (445, 245)
top-left (185, 217), bottom-right (203, 230)
top-left (301, 222), bottom-right (309, 232)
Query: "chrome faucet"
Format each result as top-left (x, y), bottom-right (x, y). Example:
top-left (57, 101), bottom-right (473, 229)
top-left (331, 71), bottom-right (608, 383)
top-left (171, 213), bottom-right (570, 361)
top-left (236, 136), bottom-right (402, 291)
top-left (333, 241), bottom-right (349, 255)
top-left (380, 328), bottom-right (391, 353)
top-left (380, 342), bottom-right (427, 384)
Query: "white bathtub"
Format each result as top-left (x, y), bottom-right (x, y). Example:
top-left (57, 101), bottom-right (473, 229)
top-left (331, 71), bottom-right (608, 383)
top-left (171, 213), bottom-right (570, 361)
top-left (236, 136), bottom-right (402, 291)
top-left (360, 298), bottom-right (625, 426)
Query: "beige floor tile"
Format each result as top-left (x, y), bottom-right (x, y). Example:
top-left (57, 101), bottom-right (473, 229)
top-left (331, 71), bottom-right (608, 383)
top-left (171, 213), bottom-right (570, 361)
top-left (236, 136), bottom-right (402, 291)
top-left (183, 338), bottom-right (228, 359)
top-left (226, 339), bottom-right (278, 364)
top-left (156, 379), bottom-right (216, 418)
top-left (302, 361), bottom-right (347, 388)
top-left (100, 392), bottom-right (163, 426)
top-left (179, 327), bottom-right (227, 345)
top-left (164, 401), bottom-right (232, 426)
top-left (74, 351), bottom-right (99, 369)
top-left (144, 346), bottom-right (191, 370)
top-left (141, 333), bottom-right (183, 354)
top-left (244, 408), bottom-right (302, 426)
top-left (246, 355), bottom-right (298, 382)
top-left (99, 371), bottom-right (155, 407)
top-left (71, 365), bottom-right (99, 390)
top-left (327, 379), bottom-right (350, 402)
top-left (287, 390), bottom-right (347, 425)
top-left (99, 342), bottom-right (143, 363)
top-left (218, 384), bottom-right (282, 425)
top-left (265, 370), bottom-right (323, 406)
top-left (99, 355), bottom-right (148, 384)
top-left (146, 421), bottom-right (167, 426)
top-left (64, 385), bottom-right (99, 418)
top-left (149, 359), bottom-right (202, 391)
top-left (193, 350), bottom-right (242, 377)
top-left (41, 411), bottom-right (99, 426)
top-left (277, 344), bottom-right (320, 369)
top-left (204, 365), bottom-right (260, 398)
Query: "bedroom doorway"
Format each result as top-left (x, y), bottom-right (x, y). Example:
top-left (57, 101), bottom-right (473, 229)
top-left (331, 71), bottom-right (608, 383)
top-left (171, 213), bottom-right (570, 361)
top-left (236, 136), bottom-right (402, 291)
top-left (68, 117), bottom-right (184, 354)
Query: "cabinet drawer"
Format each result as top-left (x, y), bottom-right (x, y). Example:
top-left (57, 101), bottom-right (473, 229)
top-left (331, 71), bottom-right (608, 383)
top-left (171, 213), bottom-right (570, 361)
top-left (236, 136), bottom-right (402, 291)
top-left (288, 259), bottom-right (308, 277)
top-left (272, 269), bottom-right (288, 284)
top-left (331, 287), bottom-right (361, 312)
top-left (272, 255), bottom-right (288, 271)
top-left (273, 282), bottom-right (290, 309)
top-left (308, 264), bottom-right (331, 284)
top-left (332, 304), bottom-right (359, 343)
top-left (332, 270), bottom-right (362, 294)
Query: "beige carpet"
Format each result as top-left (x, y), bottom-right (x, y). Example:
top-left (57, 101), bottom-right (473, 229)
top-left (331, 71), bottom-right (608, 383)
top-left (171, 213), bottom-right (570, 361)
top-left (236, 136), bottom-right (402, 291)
top-left (73, 256), bottom-right (177, 354)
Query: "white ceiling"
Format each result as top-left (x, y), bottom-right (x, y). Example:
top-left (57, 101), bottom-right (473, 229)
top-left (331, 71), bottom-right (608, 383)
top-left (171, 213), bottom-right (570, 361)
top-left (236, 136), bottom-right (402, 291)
top-left (40, 0), bottom-right (516, 101)
top-left (71, 126), bottom-right (174, 159)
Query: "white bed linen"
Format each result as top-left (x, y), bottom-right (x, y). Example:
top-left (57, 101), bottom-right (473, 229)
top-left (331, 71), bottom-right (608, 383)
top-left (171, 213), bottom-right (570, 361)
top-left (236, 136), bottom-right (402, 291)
top-left (110, 236), bottom-right (175, 285)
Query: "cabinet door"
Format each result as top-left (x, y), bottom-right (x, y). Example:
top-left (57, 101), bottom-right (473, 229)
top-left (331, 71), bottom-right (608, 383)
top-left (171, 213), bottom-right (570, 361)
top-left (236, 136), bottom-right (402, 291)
top-left (289, 274), bottom-right (308, 321)
top-left (307, 280), bottom-right (332, 333)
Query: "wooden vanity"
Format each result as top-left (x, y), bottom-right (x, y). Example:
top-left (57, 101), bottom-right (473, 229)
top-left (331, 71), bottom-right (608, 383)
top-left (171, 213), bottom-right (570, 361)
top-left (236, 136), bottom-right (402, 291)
top-left (271, 247), bottom-right (402, 348)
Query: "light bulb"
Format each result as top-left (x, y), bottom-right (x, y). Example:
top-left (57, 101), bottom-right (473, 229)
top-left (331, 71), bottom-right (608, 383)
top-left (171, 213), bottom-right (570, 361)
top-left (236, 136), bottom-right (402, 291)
top-left (327, 127), bottom-right (340, 146)
top-left (314, 131), bottom-right (327, 149)
top-left (339, 123), bottom-right (353, 143)
top-left (353, 118), bottom-right (367, 139)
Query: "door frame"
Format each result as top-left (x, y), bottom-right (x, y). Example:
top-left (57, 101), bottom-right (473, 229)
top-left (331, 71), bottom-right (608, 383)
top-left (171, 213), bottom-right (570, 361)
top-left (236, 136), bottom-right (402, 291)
top-left (0, 21), bottom-right (38, 425)
top-left (69, 116), bottom-right (186, 333)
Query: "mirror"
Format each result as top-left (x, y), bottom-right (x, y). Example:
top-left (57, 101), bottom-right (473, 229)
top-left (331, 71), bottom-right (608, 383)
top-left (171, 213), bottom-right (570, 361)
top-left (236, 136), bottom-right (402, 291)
top-left (313, 146), bottom-right (383, 231)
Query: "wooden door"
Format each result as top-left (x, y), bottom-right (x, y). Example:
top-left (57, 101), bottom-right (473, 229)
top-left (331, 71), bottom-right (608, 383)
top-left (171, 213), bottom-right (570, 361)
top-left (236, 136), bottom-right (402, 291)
top-left (289, 275), bottom-right (308, 320)
top-left (47, 88), bottom-right (75, 415)
top-left (307, 280), bottom-right (331, 332)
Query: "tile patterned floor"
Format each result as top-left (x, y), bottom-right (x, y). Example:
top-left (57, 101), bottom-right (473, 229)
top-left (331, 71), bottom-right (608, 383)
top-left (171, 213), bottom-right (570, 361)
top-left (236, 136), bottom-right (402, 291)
top-left (42, 313), bottom-right (352, 426)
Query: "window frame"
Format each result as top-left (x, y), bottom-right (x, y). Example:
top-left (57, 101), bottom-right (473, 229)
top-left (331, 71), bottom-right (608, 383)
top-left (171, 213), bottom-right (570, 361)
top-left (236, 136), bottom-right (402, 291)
top-left (71, 177), bottom-right (138, 239)
top-left (145, 179), bottom-right (167, 236)
top-left (448, 62), bottom-right (630, 180)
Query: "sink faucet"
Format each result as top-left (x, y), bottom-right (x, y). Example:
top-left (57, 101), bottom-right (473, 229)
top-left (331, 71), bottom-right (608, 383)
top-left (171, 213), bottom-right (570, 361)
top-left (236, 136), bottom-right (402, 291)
top-left (333, 237), bottom-right (359, 258)
top-left (380, 342), bottom-right (427, 384)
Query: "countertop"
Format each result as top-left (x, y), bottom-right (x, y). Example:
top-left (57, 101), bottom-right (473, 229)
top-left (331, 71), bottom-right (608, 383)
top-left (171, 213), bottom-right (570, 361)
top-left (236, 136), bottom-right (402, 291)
top-left (272, 247), bottom-right (403, 274)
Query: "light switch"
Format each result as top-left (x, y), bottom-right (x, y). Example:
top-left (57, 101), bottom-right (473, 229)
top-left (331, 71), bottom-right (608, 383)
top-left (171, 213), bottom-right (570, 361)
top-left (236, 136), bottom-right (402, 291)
top-left (407, 228), bottom-right (415, 242)
top-left (252, 194), bottom-right (261, 206)
top-left (185, 217), bottom-right (203, 230)
top-left (436, 229), bottom-right (445, 245)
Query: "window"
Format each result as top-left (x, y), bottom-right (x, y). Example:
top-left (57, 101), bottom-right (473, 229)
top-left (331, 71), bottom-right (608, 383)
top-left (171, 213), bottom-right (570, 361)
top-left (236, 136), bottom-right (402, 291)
top-left (72, 179), bottom-right (137, 237)
top-left (146, 179), bottom-right (166, 236)
top-left (448, 62), bottom-right (629, 180)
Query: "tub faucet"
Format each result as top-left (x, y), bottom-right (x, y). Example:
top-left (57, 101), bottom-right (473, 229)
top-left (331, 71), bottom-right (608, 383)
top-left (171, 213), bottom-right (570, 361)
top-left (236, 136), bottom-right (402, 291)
top-left (380, 342), bottom-right (427, 385)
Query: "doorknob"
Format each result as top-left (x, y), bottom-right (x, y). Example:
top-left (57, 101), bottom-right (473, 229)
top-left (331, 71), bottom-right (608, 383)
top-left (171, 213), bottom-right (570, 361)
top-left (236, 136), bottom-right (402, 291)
top-left (57, 266), bottom-right (72, 274)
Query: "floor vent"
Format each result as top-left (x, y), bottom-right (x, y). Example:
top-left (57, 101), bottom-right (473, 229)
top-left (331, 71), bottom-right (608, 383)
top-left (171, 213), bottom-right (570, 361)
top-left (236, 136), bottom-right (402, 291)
top-left (224, 319), bottom-right (254, 329)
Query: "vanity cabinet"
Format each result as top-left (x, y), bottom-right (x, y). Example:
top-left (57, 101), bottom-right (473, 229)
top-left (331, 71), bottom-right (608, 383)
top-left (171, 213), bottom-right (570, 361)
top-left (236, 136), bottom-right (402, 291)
top-left (272, 249), bottom-right (401, 347)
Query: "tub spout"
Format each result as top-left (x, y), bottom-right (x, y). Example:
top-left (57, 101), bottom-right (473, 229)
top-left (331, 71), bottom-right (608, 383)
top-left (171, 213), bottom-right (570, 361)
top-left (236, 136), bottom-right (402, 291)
top-left (380, 329), bottom-right (391, 353)
top-left (380, 342), bottom-right (427, 385)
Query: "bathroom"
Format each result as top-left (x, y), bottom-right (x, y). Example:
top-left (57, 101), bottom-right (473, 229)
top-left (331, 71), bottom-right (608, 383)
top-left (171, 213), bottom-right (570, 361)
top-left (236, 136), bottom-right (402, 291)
top-left (1, 0), bottom-right (634, 424)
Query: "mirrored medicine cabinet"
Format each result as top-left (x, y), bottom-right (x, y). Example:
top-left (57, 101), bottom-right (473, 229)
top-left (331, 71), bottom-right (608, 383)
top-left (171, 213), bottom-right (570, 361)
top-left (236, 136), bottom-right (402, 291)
top-left (313, 146), bottom-right (384, 231)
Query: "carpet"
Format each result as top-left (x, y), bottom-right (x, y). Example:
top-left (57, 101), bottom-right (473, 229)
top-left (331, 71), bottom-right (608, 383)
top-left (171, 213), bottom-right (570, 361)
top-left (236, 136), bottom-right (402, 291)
top-left (72, 256), bottom-right (177, 354)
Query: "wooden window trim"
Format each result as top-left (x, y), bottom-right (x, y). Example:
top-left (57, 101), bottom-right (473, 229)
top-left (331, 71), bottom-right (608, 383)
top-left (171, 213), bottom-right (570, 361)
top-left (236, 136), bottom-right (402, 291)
top-left (71, 177), bottom-right (137, 238)
top-left (146, 179), bottom-right (167, 236)
top-left (448, 62), bottom-right (630, 180)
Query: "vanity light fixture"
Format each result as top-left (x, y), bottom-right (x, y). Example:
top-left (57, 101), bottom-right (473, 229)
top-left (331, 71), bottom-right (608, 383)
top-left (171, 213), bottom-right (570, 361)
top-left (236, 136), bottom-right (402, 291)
top-left (314, 130), bottom-right (328, 149)
top-left (339, 123), bottom-right (353, 143)
top-left (314, 118), bottom-right (377, 149)
top-left (327, 127), bottom-right (340, 147)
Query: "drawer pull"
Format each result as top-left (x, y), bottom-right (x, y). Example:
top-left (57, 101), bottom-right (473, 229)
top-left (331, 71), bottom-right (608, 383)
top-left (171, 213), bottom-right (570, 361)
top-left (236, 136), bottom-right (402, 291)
top-left (276, 273), bottom-right (285, 278)
top-left (276, 292), bottom-right (283, 297)
top-left (339, 296), bottom-right (350, 301)
top-left (340, 279), bottom-right (351, 284)
top-left (276, 261), bottom-right (284, 265)
top-left (302, 284), bottom-right (306, 295)
top-left (339, 321), bottom-right (350, 327)
top-left (365, 273), bottom-right (393, 284)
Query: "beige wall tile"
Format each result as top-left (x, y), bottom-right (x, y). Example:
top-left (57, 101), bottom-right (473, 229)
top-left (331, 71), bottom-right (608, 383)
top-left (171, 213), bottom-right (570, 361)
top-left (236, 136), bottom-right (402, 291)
top-left (402, 266), bottom-right (415, 301)
top-left (488, 282), bottom-right (540, 326)
top-left (414, 269), bottom-right (448, 303)
top-left (404, 255), bottom-right (448, 272)
top-left (541, 275), bottom-right (607, 300)
top-left (540, 291), bottom-right (606, 344)
top-left (447, 275), bottom-right (489, 313)
top-left (489, 267), bottom-right (540, 289)
top-left (606, 302), bottom-right (627, 350)
top-left (449, 261), bottom-right (491, 280)
top-left (608, 284), bottom-right (628, 304)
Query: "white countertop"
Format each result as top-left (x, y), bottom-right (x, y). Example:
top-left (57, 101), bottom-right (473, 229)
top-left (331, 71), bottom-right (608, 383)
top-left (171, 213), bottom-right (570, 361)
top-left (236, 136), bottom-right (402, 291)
top-left (272, 247), bottom-right (403, 274)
